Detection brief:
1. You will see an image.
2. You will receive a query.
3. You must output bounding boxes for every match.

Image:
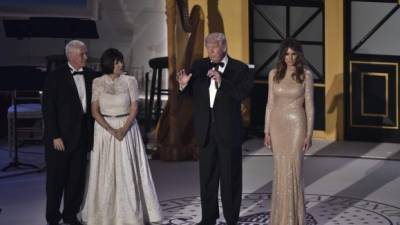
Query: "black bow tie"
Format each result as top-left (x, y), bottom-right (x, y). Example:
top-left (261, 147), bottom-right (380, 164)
top-left (210, 62), bottom-right (225, 69)
top-left (71, 70), bottom-right (84, 76)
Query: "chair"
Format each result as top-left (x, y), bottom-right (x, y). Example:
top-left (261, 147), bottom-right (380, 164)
top-left (145, 57), bottom-right (169, 126)
top-left (3, 90), bottom-right (42, 171)
top-left (126, 66), bottom-right (146, 118)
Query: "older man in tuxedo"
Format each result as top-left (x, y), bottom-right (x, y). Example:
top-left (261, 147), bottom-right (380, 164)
top-left (177, 32), bottom-right (253, 225)
top-left (43, 40), bottom-right (97, 225)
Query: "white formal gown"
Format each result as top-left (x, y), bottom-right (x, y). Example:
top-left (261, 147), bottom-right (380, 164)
top-left (81, 74), bottom-right (162, 225)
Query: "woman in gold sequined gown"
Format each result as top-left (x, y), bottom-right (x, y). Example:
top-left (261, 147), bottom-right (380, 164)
top-left (264, 38), bottom-right (314, 225)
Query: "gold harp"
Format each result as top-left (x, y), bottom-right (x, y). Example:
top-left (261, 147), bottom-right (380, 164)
top-left (155, 0), bottom-right (205, 160)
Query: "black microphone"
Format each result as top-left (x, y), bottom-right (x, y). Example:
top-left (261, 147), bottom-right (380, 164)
top-left (209, 62), bottom-right (224, 89)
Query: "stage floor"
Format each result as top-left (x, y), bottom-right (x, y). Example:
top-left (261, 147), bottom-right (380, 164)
top-left (0, 139), bottom-right (399, 225)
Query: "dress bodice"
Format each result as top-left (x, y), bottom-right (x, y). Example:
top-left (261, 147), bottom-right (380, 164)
top-left (272, 76), bottom-right (306, 110)
top-left (92, 75), bottom-right (139, 116)
top-left (264, 69), bottom-right (314, 137)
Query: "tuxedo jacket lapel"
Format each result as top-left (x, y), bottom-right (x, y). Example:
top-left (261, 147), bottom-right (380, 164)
top-left (83, 69), bottom-right (92, 112)
top-left (202, 76), bottom-right (211, 102)
top-left (199, 62), bottom-right (211, 100)
top-left (65, 68), bottom-right (84, 114)
top-left (214, 58), bottom-right (232, 103)
top-left (221, 56), bottom-right (234, 79)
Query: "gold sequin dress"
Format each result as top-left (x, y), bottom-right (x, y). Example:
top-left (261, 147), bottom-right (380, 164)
top-left (264, 69), bottom-right (314, 225)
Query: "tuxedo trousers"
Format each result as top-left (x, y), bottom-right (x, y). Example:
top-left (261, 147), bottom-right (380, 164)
top-left (45, 117), bottom-right (89, 224)
top-left (199, 116), bottom-right (242, 225)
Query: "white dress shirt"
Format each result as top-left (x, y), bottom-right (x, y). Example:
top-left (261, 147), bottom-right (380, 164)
top-left (209, 55), bottom-right (228, 108)
top-left (68, 63), bottom-right (87, 113)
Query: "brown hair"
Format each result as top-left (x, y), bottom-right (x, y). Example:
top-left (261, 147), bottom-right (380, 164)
top-left (100, 48), bottom-right (124, 74)
top-left (275, 38), bottom-right (307, 83)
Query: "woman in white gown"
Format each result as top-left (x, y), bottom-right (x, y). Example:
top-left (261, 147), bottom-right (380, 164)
top-left (81, 48), bottom-right (162, 225)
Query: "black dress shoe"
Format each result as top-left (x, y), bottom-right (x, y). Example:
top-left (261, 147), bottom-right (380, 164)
top-left (197, 220), bottom-right (216, 225)
top-left (47, 221), bottom-right (62, 225)
top-left (64, 222), bottom-right (82, 225)
top-left (63, 220), bottom-right (83, 225)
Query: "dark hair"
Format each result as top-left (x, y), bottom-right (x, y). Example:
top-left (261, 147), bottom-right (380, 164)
top-left (275, 38), bottom-right (307, 83)
top-left (100, 48), bottom-right (124, 74)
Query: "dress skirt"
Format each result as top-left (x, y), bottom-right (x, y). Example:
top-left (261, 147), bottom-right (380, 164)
top-left (81, 116), bottom-right (162, 225)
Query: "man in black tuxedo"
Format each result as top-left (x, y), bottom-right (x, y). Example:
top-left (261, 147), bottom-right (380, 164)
top-left (42, 40), bottom-right (97, 225)
top-left (177, 32), bottom-right (253, 225)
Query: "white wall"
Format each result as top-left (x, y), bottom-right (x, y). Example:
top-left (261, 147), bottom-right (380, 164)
top-left (0, 0), bottom-right (167, 73)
